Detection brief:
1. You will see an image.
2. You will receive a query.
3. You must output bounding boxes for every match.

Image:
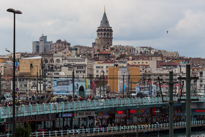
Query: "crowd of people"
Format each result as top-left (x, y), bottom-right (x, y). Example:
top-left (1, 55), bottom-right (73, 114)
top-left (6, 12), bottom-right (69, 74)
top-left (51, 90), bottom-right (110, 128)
top-left (0, 93), bottom-right (164, 108)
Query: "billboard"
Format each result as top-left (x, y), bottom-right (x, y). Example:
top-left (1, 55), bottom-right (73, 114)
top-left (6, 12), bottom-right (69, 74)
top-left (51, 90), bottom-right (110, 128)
top-left (53, 78), bottom-right (78, 95)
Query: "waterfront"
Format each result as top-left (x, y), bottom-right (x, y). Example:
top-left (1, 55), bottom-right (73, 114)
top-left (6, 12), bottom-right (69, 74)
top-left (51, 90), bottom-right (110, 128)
top-left (138, 127), bottom-right (205, 137)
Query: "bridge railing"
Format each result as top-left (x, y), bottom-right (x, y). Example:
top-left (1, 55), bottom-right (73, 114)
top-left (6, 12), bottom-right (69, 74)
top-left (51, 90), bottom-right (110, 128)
top-left (0, 120), bottom-right (204, 137)
top-left (0, 97), bottom-right (204, 119)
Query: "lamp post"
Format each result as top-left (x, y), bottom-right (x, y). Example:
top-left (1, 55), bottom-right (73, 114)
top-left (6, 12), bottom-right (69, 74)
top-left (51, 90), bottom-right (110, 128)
top-left (7, 8), bottom-right (22, 137)
top-left (0, 73), bottom-right (1, 104)
top-left (71, 63), bottom-right (75, 97)
top-left (136, 107), bottom-right (139, 137)
top-left (36, 65), bottom-right (38, 101)
top-left (102, 71), bottom-right (105, 96)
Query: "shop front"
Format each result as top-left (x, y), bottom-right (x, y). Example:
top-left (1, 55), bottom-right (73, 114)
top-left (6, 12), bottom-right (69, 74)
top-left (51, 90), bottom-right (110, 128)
top-left (96, 112), bottom-right (109, 126)
top-left (192, 109), bottom-right (205, 121)
top-left (152, 107), bottom-right (162, 123)
top-left (57, 112), bottom-right (74, 130)
top-left (74, 111), bottom-right (95, 129)
top-left (115, 111), bottom-right (127, 126)
top-left (130, 108), bottom-right (151, 125)
top-left (174, 104), bottom-right (182, 122)
top-left (6, 114), bottom-right (56, 132)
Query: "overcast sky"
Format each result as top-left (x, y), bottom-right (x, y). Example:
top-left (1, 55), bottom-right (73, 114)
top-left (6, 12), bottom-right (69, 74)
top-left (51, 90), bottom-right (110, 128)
top-left (0, 0), bottom-right (205, 57)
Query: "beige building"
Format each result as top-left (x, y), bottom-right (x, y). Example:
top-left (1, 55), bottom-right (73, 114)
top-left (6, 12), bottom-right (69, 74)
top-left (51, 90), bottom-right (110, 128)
top-left (51, 39), bottom-right (70, 52)
top-left (108, 66), bottom-right (140, 93)
top-left (93, 60), bottom-right (127, 78)
top-left (93, 62), bottom-right (114, 78)
top-left (0, 63), bottom-right (12, 76)
top-left (111, 45), bottom-right (135, 54)
top-left (127, 59), bottom-right (150, 66)
top-left (161, 50), bottom-right (179, 57)
top-left (19, 56), bottom-right (42, 78)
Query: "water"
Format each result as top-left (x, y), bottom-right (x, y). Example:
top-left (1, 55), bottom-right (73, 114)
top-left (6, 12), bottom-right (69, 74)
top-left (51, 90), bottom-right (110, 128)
top-left (138, 127), bottom-right (205, 137)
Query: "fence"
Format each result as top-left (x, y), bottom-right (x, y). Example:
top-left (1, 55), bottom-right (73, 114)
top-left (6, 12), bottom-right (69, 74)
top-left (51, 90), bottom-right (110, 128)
top-left (0, 96), bottom-right (204, 119)
top-left (0, 120), bottom-right (204, 137)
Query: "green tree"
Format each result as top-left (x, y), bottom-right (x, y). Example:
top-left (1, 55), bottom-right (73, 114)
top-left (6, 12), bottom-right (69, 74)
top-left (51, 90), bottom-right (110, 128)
top-left (10, 122), bottom-right (32, 137)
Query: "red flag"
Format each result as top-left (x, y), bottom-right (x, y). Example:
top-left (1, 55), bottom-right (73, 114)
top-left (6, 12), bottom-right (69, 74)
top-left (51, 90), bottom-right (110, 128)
top-left (92, 81), bottom-right (96, 87)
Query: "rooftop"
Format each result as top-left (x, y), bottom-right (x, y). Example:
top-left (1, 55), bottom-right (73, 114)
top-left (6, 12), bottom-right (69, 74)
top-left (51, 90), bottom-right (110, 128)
top-left (21, 56), bottom-right (42, 59)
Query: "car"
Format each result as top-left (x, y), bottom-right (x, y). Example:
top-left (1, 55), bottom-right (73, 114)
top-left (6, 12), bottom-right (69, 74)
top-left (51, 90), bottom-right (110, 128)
top-left (95, 95), bottom-right (103, 99)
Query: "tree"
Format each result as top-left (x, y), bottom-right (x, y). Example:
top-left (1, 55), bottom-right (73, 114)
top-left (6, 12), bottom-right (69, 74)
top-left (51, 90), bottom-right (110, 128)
top-left (10, 122), bottom-right (32, 137)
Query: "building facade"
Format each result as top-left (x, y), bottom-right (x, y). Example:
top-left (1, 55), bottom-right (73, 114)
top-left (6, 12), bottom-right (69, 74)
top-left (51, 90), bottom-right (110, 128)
top-left (92, 11), bottom-right (113, 58)
top-left (108, 66), bottom-right (140, 93)
top-left (51, 39), bottom-right (70, 52)
top-left (32, 35), bottom-right (52, 53)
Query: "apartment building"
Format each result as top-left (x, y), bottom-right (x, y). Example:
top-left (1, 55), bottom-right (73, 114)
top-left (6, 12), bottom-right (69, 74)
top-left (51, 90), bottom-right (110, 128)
top-left (161, 50), bottom-right (179, 57)
top-left (32, 35), bottom-right (52, 53)
top-left (51, 39), bottom-right (70, 52)
top-left (0, 63), bottom-right (12, 76)
top-left (19, 56), bottom-right (42, 78)
top-left (108, 66), bottom-right (140, 93)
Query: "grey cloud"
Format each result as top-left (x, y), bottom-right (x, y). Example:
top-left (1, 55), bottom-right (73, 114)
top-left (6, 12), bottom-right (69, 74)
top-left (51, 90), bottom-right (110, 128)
top-left (0, 0), bottom-right (205, 57)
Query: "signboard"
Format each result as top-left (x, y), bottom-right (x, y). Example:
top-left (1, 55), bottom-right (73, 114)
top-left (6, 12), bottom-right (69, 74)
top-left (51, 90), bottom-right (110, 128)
top-left (0, 118), bottom-right (5, 123)
top-left (6, 114), bottom-right (56, 123)
top-left (16, 88), bottom-right (19, 91)
top-left (115, 114), bottom-right (126, 118)
top-left (117, 111), bottom-right (124, 114)
top-left (62, 113), bottom-right (73, 117)
top-left (195, 110), bottom-right (205, 113)
top-left (175, 113), bottom-right (182, 116)
top-left (76, 111), bottom-right (95, 117)
top-left (53, 78), bottom-right (77, 95)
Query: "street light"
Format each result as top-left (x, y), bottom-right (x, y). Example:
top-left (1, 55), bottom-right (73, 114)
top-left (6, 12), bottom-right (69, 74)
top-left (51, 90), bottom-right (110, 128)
top-left (100, 70), bottom-right (105, 96)
top-left (69, 63), bottom-right (75, 97)
top-left (136, 107), bottom-right (139, 137)
top-left (7, 8), bottom-right (22, 137)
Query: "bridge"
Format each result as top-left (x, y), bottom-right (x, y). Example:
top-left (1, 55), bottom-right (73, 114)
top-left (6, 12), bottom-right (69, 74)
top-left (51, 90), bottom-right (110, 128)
top-left (0, 120), bottom-right (203, 137)
top-left (0, 96), bottom-right (204, 119)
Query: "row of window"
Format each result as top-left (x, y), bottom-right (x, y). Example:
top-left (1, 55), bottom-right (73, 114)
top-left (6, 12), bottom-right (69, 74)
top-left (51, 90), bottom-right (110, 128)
top-left (96, 66), bottom-right (109, 69)
top-left (67, 60), bottom-right (85, 62)
top-left (132, 62), bottom-right (148, 64)
top-left (76, 71), bottom-right (85, 73)
top-left (144, 74), bottom-right (178, 77)
top-left (20, 84), bottom-right (27, 87)
top-left (96, 70), bottom-right (108, 73)
top-left (77, 66), bottom-right (83, 69)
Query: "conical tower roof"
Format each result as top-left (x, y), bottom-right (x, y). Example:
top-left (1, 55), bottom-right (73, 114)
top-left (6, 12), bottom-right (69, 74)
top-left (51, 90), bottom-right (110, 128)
top-left (100, 12), bottom-right (110, 27)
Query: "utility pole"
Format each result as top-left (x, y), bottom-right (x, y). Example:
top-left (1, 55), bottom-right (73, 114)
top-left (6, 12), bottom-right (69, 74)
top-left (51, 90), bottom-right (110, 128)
top-left (36, 66), bottom-right (38, 101)
top-left (136, 107), bottom-right (139, 137)
top-left (0, 73), bottom-right (1, 104)
top-left (169, 71), bottom-right (174, 137)
top-left (40, 73), bottom-right (41, 94)
top-left (128, 74), bottom-right (130, 96)
top-left (100, 77), bottom-right (101, 98)
top-left (186, 65), bottom-right (191, 137)
top-left (178, 64), bottom-right (198, 137)
top-left (72, 69), bottom-right (75, 97)
top-left (123, 75), bottom-right (124, 98)
top-left (103, 71), bottom-right (105, 96)
top-left (156, 77), bottom-right (164, 99)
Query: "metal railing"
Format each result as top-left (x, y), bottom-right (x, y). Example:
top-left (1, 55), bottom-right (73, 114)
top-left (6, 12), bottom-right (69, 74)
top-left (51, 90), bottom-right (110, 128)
top-left (0, 96), bottom-right (203, 119)
top-left (0, 120), bottom-right (204, 137)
